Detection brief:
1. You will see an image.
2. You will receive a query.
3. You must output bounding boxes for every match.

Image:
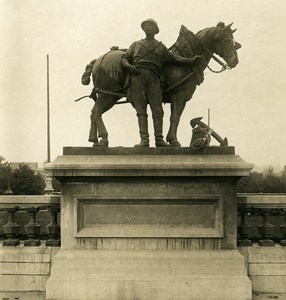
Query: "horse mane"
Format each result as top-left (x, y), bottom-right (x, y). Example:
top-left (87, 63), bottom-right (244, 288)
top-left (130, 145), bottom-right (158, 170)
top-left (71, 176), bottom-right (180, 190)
top-left (194, 27), bottom-right (217, 48)
top-left (170, 25), bottom-right (218, 55)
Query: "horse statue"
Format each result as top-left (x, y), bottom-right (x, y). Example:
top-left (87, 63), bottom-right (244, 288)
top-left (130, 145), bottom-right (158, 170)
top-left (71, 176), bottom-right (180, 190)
top-left (79, 22), bottom-right (241, 147)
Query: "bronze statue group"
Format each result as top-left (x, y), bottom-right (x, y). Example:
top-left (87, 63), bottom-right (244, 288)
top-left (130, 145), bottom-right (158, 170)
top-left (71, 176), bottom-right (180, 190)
top-left (81, 19), bottom-right (201, 148)
top-left (80, 19), bottom-right (240, 148)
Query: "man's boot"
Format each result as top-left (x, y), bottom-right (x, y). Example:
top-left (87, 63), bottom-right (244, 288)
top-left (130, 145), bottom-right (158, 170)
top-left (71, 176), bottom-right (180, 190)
top-left (134, 116), bottom-right (149, 147)
top-left (153, 117), bottom-right (171, 147)
top-left (155, 139), bottom-right (171, 147)
top-left (135, 139), bottom-right (150, 147)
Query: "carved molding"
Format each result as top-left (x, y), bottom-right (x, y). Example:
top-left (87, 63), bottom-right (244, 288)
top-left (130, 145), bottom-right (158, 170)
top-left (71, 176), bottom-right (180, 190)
top-left (73, 195), bottom-right (224, 238)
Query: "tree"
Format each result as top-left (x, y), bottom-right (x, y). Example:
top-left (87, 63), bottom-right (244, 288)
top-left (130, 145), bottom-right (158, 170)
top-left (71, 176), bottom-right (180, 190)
top-left (0, 158), bottom-right (8, 194)
top-left (52, 177), bottom-right (61, 193)
top-left (237, 171), bottom-right (264, 193)
top-left (281, 166), bottom-right (286, 193)
top-left (263, 166), bottom-right (283, 193)
top-left (237, 166), bottom-right (286, 193)
top-left (11, 164), bottom-right (45, 195)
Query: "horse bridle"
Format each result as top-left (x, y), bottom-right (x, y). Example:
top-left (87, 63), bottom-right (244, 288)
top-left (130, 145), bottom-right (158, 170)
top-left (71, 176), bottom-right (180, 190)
top-left (174, 29), bottom-right (231, 73)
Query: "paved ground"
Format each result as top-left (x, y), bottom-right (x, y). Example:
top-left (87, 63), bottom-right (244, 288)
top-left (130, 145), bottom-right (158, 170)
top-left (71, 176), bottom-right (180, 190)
top-left (1, 292), bottom-right (286, 300)
top-left (253, 293), bottom-right (286, 300)
top-left (0, 292), bottom-right (45, 300)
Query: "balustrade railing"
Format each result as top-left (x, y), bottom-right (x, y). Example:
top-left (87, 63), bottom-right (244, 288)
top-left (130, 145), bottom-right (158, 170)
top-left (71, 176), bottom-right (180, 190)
top-left (237, 193), bottom-right (286, 247)
top-left (0, 195), bottom-right (60, 247)
top-left (1, 194), bottom-right (285, 247)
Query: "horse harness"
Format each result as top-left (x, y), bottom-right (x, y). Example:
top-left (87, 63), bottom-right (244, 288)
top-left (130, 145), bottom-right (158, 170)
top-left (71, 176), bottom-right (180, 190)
top-left (172, 30), bottom-right (230, 73)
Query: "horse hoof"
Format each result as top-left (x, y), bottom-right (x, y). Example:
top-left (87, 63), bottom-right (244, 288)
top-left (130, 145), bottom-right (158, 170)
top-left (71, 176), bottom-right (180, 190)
top-left (92, 142), bottom-right (101, 148)
top-left (99, 140), bottom-right (109, 147)
top-left (169, 141), bottom-right (181, 147)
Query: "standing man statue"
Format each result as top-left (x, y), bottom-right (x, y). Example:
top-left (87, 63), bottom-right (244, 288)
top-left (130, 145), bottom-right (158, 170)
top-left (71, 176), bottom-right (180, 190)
top-left (121, 18), bottom-right (202, 147)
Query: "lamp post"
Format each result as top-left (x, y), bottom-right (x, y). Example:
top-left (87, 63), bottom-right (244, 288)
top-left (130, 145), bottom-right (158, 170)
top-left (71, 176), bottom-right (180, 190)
top-left (4, 161), bottom-right (13, 195)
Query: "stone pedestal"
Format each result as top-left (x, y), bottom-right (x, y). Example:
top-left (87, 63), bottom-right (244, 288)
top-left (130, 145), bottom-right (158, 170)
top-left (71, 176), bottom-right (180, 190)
top-left (45, 147), bottom-right (253, 300)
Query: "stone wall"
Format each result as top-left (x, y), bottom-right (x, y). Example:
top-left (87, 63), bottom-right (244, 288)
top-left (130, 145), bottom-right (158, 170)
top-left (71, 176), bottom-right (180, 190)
top-left (240, 245), bottom-right (286, 293)
top-left (0, 243), bottom-right (58, 292)
top-left (1, 244), bottom-right (286, 295)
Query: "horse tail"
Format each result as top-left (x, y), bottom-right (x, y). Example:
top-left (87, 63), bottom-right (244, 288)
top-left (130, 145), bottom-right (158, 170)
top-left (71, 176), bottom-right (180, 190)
top-left (81, 59), bottom-right (96, 85)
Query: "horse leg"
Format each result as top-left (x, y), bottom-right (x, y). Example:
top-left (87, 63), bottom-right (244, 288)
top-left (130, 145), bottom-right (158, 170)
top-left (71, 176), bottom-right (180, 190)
top-left (167, 96), bottom-right (187, 147)
top-left (88, 111), bottom-right (100, 146)
top-left (89, 95), bottom-right (119, 147)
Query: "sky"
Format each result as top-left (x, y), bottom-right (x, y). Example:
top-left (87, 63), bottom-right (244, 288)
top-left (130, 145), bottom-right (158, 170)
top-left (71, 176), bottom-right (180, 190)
top-left (0, 0), bottom-right (286, 167)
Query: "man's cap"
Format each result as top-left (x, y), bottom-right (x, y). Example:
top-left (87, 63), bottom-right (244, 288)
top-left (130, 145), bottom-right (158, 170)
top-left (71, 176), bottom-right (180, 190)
top-left (141, 18), bottom-right (159, 34)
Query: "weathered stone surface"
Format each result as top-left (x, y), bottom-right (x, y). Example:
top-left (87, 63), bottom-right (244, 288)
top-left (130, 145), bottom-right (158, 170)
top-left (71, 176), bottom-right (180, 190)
top-left (45, 153), bottom-right (252, 178)
top-left (0, 291), bottom-right (46, 300)
top-left (245, 246), bottom-right (286, 263)
top-left (249, 264), bottom-right (286, 276)
top-left (76, 195), bottom-right (223, 238)
top-left (46, 250), bottom-right (252, 300)
top-left (0, 262), bottom-right (50, 275)
top-left (63, 146), bottom-right (235, 156)
top-left (0, 195), bottom-right (60, 209)
top-left (239, 245), bottom-right (286, 293)
top-left (45, 147), bottom-right (252, 299)
top-left (58, 177), bottom-right (237, 250)
top-left (0, 245), bottom-right (59, 292)
top-left (0, 250), bottom-right (51, 263)
top-left (251, 276), bottom-right (286, 293)
top-left (0, 275), bottom-right (48, 291)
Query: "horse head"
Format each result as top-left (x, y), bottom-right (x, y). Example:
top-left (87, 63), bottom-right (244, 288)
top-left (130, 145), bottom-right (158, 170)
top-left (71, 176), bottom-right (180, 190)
top-left (175, 23), bottom-right (241, 70)
top-left (212, 22), bottom-right (241, 68)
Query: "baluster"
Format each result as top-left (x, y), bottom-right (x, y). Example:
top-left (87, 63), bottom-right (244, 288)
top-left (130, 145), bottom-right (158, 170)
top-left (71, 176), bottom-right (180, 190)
top-left (258, 208), bottom-right (275, 246)
top-left (3, 207), bottom-right (20, 246)
top-left (24, 207), bottom-right (41, 246)
top-left (280, 209), bottom-right (286, 246)
top-left (46, 204), bottom-right (61, 247)
top-left (44, 175), bottom-right (54, 195)
top-left (238, 207), bottom-right (252, 246)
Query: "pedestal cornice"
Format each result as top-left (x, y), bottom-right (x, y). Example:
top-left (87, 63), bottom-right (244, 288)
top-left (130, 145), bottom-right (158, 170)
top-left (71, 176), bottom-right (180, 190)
top-left (44, 147), bottom-right (253, 178)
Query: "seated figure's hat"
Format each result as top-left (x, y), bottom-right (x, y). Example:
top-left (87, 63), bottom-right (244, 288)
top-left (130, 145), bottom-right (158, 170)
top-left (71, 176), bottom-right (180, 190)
top-left (141, 18), bottom-right (159, 34)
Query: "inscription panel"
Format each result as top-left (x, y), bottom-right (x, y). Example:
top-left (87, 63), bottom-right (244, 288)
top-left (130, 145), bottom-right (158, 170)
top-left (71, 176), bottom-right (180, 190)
top-left (75, 196), bottom-right (223, 238)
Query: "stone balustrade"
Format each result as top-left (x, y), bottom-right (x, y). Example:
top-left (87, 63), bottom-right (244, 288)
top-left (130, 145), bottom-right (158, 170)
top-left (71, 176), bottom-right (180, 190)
top-left (0, 194), bottom-right (286, 296)
top-left (0, 195), bottom-right (61, 247)
top-left (237, 193), bottom-right (286, 247)
top-left (1, 194), bottom-right (286, 248)
top-left (237, 194), bottom-right (286, 294)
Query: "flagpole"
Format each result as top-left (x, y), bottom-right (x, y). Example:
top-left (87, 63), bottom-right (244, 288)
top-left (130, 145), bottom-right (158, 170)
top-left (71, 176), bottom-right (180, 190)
top-left (47, 54), bottom-right (51, 163)
top-left (44, 54), bottom-right (54, 194)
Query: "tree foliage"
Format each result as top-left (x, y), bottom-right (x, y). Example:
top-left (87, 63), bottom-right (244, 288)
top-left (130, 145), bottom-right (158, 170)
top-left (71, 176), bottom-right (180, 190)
top-left (11, 164), bottom-right (45, 195)
top-left (237, 171), bottom-right (264, 193)
top-left (0, 160), bottom-right (8, 194)
top-left (0, 158), bottom-right (45, 195)
top-left (237, 167), bottom-right (286, 193)
top-left (52, 177), bottom-right (61, 192)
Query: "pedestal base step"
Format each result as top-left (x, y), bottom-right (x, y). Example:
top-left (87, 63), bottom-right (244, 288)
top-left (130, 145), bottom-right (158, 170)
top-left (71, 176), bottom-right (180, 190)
top-left (46, 250), bottom-right (252, 300)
